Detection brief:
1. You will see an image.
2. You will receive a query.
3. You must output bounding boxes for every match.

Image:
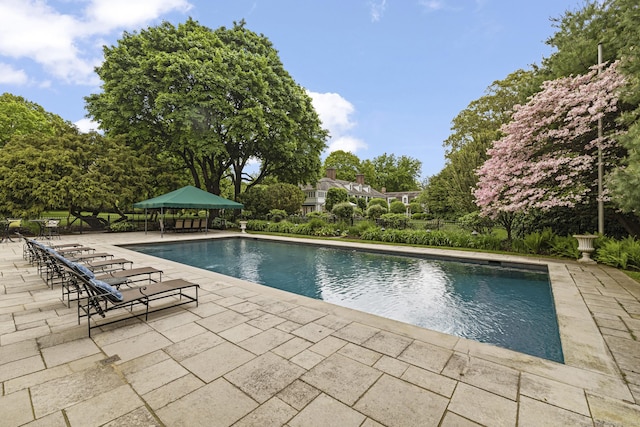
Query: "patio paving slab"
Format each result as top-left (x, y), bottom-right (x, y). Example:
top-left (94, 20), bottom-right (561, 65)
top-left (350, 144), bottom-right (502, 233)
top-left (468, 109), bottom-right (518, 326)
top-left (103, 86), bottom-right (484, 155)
top-left (289, 393), bottom-right (366, 427)
top-left (301, 353), bottom-right (382, 406)
top-left (354, 374), bottom-right (449, 427)
top-left (225, 351), bottom-right (305, 403)
top-left (156, 378), bottom-right (258, 427)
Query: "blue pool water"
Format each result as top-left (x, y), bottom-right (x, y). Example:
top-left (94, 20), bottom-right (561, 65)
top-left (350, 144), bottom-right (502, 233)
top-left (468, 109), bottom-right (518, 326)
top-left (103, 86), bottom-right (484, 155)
top-left (125, 238), bottom-right (564, 362)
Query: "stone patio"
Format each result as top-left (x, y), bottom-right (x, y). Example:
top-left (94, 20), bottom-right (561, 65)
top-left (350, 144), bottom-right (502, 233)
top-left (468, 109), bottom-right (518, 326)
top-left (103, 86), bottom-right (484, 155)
top-left (1, 231), bottom-right (639, 426)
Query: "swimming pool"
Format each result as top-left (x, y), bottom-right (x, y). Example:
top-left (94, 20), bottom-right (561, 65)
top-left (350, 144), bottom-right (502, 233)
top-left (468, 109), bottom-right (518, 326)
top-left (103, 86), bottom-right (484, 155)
top-left (125, 238), bottom-right (564, 363)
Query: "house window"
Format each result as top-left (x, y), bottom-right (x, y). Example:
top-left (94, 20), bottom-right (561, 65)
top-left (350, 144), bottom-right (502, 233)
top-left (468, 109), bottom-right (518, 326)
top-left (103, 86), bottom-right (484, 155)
top-left (402, 196), bottom-right (408, 204)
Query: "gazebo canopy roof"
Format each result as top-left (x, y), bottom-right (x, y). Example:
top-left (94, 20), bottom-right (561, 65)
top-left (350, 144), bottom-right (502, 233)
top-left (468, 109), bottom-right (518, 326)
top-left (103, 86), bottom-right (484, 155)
top-left (133, 186), bottom-right (243, 210)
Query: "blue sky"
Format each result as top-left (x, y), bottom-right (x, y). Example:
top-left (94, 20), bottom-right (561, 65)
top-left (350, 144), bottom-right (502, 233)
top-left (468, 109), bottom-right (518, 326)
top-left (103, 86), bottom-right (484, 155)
top-left (0, 0), bottom-right (582, 179)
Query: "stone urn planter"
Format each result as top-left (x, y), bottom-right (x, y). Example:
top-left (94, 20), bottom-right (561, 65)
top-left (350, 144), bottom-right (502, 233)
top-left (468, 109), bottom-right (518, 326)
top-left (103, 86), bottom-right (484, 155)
top-left (239, 220), bottom-right (248, 234)
top-left (573, 234), bottom-right (597, 264)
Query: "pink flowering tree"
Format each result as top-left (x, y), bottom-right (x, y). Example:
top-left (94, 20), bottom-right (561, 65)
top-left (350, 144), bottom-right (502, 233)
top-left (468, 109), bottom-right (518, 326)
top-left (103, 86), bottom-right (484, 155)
top-left (474, 62), bottom-right (627, 233)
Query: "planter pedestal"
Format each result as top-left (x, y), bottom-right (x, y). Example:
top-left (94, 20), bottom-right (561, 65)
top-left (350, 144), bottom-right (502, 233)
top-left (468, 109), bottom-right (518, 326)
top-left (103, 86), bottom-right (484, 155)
top-left (574, 234), bottom-right (597, 264)
top-left (239, 221), bottom-right (247, 234)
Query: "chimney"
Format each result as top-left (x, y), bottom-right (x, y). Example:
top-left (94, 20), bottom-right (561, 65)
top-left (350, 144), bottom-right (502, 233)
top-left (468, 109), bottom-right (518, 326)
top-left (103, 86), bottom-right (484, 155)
top-left (381, 187), bottom-right (386, 194)
top-left (326, 168), bottom-right (337, 180)
top-left (356, 174), bottom-right (365, 185)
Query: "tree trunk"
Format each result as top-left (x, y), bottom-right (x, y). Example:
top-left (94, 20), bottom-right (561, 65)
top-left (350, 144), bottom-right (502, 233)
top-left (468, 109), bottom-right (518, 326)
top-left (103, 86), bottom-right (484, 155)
top-left (611, 211), bottom-right (640, 237)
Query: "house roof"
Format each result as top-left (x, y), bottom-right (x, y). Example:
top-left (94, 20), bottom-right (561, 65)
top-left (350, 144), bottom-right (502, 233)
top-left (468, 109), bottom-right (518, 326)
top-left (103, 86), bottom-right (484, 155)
top-left (302, 178), bottom-right (386, 198)
top-left (384, 191), bottom-right (422, 199)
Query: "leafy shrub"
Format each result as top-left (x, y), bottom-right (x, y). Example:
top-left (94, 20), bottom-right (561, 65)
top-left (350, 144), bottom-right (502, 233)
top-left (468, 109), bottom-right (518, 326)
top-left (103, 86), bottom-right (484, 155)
top-left (389, 200), bottom-right (407, 214)
top-left (379, 213), bottom-right (409, 229)
top-left (368, 198), bottom-right (388, 208)
top-left (472, 234), bottom-right (503, 251)
top-left (366, 204), bottom-right (387, 220)
top-left (458, 211), bottom-right (494, 234)
top-left (622, 237), bottom-right (640, 270)
top-left (596, 239), bottom-right (628, 269)
top-left (306, 211), bottom-right (330, 220)
top-left (347, 220), bottom-right (377, 238)
top-left (522, 228), bottom-right (555, 255)
top-left (268, 209), bottom-right (287, 222)
top-left (246, 219), bottom-right (268, 231)
top-left (409, 202), bottom-right (423, 214)
top-left (315, 225), bottom-right (341, 237)
top-left (109, 221), bottom-right (137, 232)
top-left (332, 202), bottom-right (354, 221)
top-left (307, 218), bottom-right (327, 230)
top-left (268, 221), bottom-right (296, 234)
top-left (325, 188), bottom-right (348, 212)
top-left (412, 213), bottom-right (428, 220)
top-left (596, 236), bottom-right (640, 270)
top-left (550, 235), bottom-right (579, 259)
top-left (360, 227), bottom-right (384, 241)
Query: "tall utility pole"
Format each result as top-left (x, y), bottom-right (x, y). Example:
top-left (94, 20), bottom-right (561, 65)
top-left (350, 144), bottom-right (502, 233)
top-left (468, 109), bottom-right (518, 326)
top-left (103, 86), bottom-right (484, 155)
top-left (597, 42), bottom-right (604, 235)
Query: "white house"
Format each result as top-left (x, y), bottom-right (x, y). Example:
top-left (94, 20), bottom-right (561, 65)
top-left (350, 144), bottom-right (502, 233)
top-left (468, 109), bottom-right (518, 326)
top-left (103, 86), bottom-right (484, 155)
top-left (300, 168), bottom-right (386, 214)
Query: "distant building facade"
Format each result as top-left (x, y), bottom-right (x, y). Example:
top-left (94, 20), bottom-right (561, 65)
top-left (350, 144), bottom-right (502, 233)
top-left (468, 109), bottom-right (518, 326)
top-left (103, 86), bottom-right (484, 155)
top-left (300, 168), bottom-right (386, 214)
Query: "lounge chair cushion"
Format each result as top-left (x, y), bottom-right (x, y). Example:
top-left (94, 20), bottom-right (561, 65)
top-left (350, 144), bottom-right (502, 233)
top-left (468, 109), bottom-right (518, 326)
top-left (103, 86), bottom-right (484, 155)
top-left (72, 262), bottom-right (95, 279)
top-left (90, 278), bottom-right (123, 303)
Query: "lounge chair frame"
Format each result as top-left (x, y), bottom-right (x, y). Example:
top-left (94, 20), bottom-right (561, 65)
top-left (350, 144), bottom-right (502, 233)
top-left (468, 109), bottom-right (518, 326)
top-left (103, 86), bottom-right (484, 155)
top-left (71, 270), bottom-right (199, 336)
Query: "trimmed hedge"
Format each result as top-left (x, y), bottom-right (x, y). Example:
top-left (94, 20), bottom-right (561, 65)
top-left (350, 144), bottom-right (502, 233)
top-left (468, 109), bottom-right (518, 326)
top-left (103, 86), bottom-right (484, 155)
top-left (244, 219), bottom-right (640, 270)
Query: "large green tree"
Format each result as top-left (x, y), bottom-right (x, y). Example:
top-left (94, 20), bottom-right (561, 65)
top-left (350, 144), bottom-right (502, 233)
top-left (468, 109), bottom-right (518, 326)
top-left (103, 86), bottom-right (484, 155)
top-left (362, 153), bottom-right (421, 192)
top-left (85, 19), bottom-right (327, 200)
top-left (323, 150), bottom-right (362, 182)
top-left (239, 182), bottom-right (305, 217)
top-left (0, 93), bottom-right (72, 147)
top-left (0, 131), bottom-right (150, 224)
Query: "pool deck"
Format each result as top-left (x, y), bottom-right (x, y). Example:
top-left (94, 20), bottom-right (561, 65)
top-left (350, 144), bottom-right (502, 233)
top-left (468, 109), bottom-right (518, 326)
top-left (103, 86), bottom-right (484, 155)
top-left (1, 231), bottom-right (640, 426)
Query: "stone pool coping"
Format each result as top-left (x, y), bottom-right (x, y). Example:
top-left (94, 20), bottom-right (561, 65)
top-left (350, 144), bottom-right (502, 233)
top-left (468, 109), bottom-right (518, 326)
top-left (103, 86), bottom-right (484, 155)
top-left (2, 230), bottom-right (639, 426)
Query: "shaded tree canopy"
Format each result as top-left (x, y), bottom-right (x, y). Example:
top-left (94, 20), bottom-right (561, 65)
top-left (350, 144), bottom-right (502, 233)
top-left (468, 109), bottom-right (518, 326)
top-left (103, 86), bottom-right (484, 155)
top-left (0, 130), bottom-right (150, 221)
top-left (238, 182), bottom-right (305, 217)
top-left (86, 19), bottom-right (327, 201)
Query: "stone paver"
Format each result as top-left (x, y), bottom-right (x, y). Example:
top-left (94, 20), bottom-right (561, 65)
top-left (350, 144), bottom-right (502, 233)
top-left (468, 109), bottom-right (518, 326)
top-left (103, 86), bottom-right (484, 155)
top-left (225, 351), bottom-right (305, 403)
top-left (156, 378), bottom-right (258, 426)
top-left (302, 353), bottom-right (382, 405)
top-left (448, 383), bottom-right (517, 427)
top-left (289, 393), bottom-right (365, 427)
top-left (2, 232), bottom-right (640, 426)
top-left (354, 374), bottom-right (449, 427)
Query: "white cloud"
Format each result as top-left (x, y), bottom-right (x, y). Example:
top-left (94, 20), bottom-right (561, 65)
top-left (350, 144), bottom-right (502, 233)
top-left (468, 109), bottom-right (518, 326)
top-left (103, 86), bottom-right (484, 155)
top-left (307, 91), bottom-right (355, 134)
top-left (74, 118), bottom-right (100, 133)
top-left (307, 90), bottom-right (367, 155)
top-left (419, 0), bottom-right (444, 12)
top-left (0, 0), bottom-right (191, 85)
top-left (84, 0), bottom-right (192, 33)
top-left (327, 136), bottom-right (368, 154)
top-left (0, 62), bottom-right (28, 84)
top-left (370, 0), bottom-right (387, 22)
